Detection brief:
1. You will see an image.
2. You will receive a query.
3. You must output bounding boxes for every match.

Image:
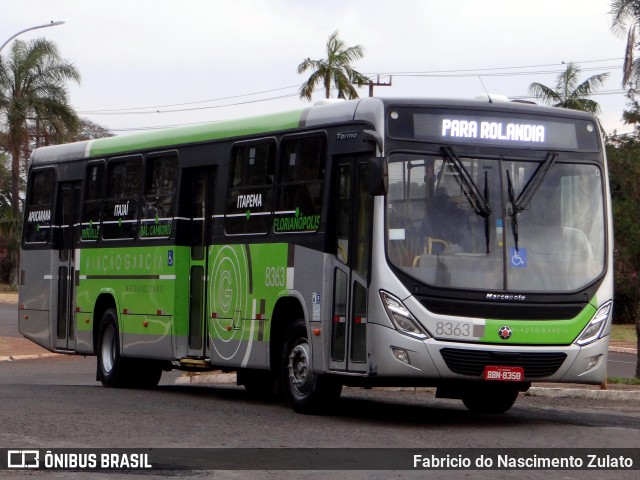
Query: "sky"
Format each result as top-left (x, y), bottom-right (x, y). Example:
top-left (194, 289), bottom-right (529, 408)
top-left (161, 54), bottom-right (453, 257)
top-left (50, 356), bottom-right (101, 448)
top-left (0, 0), bottom-right (631, 136)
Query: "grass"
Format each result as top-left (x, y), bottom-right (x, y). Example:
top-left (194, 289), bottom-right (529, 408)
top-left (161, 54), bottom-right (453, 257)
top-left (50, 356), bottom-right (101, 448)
top-left (609, 325), bottom-right (638, 383)
top-left (611, 324), bottom-right (637, 343)
top-left (607, 377), bottom-right (640, 385)
top-left (0, 284), bottom-right (17, 294)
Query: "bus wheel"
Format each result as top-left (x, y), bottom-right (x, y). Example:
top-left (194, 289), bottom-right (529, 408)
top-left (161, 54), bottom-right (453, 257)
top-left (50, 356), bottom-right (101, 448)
top-left (280, 320), bottom-right (341, 414)
top-left (462, 386), bottom-right (519, 414)
top-left (97, 309), bottom-right (162, 389)
top-left (97, 308), bottom-right (128, 388)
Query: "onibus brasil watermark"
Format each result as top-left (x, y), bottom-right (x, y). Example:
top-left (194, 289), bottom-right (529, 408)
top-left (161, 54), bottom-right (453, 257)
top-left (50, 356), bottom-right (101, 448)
top-left (7, 450), bottom-right (151, 470)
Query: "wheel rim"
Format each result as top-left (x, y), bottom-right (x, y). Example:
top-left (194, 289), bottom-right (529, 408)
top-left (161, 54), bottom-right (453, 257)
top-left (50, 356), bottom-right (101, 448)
top-left (101, 324), bottom-right (116, 374)
top-left (287, 340), bottom-right (315, 397)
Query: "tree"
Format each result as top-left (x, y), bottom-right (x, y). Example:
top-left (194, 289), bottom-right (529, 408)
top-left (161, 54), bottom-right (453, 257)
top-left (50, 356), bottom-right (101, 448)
top-left (297, 30), bottom-right (370, 101)
top-left (0, 153), bottom-right (19, 283)
top-left (609, 0), bottom-right (640, 87)
top-left (606, 134), bottom-right (640, 377)
top-left (28, 117), bottom-right (113, 149)
top-left (74, 118), bottom-right (114, 141)
top-left (0, 38), bottom-right (80, 219)
top-left (528, 63), bottom-right (609, 114)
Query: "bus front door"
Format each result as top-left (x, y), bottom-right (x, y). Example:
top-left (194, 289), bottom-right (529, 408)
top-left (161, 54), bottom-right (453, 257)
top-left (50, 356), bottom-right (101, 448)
top-left (53, 181), bottom-right (81, 351)
top-left (329, 158), bottom-right (373, 374)
top-left (186, 167), bottom-right (215, 358)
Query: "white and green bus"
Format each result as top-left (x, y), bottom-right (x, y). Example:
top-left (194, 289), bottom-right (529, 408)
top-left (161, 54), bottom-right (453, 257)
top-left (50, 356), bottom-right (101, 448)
top-left (19, 97), bottom-right (613, 414)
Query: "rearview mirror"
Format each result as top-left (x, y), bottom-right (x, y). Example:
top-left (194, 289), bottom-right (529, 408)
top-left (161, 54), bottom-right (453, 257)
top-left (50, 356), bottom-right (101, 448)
top-left (368, 156), bottom-right (388, 196)
top-left (361, 129), bottom-right (387, 196)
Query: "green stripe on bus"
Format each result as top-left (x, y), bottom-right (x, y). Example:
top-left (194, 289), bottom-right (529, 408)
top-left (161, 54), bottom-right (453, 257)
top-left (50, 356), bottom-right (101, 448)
top-left (483, 302), bottom-right (596, 345)
top-left (88, 110), bottom-right (305, 157)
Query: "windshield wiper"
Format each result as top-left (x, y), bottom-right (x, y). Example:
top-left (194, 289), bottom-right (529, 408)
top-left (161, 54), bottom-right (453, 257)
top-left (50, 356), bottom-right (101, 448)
top-left (506, 152), bottom-right (558, 251)
top-left (483, 170), bottom-right (490, 254)
top-left (506, 169), bottom-right (520, 251)
top-left (441, 146), bottom-right (491, 217)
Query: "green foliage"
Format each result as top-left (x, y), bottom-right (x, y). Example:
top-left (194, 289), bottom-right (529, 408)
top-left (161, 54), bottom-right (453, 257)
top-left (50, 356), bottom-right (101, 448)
top-left (606, 135), bottom-right (640, 323)
top-left (528, 63), bottom-right (609, 114)
top-left (609, 0), bottom-right (640, 87)
top-left (0, 38), bottom-right (112, 284)
top-left (0, 154), bottom-right (20, 283)
top-left (0, 37), bottom-right (81, 219)
top-left (297, 30), bottom-right (370, 101)
top-left (0, 153), bottom-right (10, 211)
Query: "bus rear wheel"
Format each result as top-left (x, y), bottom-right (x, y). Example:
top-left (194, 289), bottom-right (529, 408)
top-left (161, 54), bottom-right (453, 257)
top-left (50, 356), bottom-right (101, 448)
top-left (461, 385), bottom-right (519, 414)
top-left (97, 308), bottom-right (162, 389)
top-left (280, 320), bottom-right (341, 414)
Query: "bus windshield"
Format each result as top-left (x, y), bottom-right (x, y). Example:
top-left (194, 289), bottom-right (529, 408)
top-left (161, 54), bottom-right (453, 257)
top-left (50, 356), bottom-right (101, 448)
top-left (386, 151), bottom-right (605, 292)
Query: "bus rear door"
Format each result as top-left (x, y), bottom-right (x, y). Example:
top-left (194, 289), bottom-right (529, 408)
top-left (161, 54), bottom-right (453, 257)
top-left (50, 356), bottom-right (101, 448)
top-left (53, 181), bottom-right (81, 351)
top-left (185, 167), bottom-right (216, 358)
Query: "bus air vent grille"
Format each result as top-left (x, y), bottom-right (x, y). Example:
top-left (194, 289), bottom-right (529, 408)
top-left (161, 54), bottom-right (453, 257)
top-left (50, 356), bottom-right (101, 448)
top-left (439, 348), bottom-right (567, 378)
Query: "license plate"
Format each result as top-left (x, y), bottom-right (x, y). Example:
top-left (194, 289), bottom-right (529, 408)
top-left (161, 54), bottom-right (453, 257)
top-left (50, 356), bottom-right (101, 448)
top-left (483, 366), bottom-right (524, 382)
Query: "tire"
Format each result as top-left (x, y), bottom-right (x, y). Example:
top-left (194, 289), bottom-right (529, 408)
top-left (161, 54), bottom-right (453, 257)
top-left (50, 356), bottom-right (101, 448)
top-left (97, 308), bottom-right (162, 389)
top-left (237, 369), bottom-right (279, 399)
top-left (461, 385), bottom-right (519, 414)
top-left (280, 320), bottom-right (341, 414)
top-left (97, 308), bottom-right (128, 388)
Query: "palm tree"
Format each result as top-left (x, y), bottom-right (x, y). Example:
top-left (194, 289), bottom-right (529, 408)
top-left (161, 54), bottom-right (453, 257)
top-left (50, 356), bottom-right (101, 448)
top-left (528, 63), bottom-right (609, 114)
top-left (0, 38), bottom-right (80, 218)
top-left (609, 0), bottom-right (640, 86)
top-left (297, 30), bottom-right (370, 101)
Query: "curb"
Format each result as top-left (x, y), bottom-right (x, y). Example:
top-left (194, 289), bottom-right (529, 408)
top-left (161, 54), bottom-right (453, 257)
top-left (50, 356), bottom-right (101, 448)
top-left (611, 347), bottom-right (637, 355)
top-left (0, 352), bottom-right (60, 362)
top-left (175, 372), bottom-right (237, 385)
top-left (525, 386), bottom-right (640, 401)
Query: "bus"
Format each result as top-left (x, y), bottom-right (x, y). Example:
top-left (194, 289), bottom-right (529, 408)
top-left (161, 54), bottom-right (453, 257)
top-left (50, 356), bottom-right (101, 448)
top-left (19, 97), bottom-right (613, 414)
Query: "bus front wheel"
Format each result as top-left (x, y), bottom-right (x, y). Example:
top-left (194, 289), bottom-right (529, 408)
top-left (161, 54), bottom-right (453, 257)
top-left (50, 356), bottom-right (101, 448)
top-left (280, 320), bottom-right (341, 414)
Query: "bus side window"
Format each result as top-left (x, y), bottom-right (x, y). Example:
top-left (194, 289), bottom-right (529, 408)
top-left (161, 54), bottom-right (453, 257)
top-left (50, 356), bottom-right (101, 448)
top-left (141, 152), bottom-right (178, 238)
top-left (102, 157), bottom-right (142, 240)
top-left (81, 162), bottom-right (104, 242)
top-left (224, 142), bottom-right (275, 235)
top-left (24, 169), bottom-right (56, 244)
top-left (274, 135), bottom-right (326, 233)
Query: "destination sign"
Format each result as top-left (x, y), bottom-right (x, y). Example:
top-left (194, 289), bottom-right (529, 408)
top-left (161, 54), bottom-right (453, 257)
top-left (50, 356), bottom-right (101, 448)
top-left (387, 108), bottom-right (600, 151)
top-left (441, 119), bottom-right (545, 143)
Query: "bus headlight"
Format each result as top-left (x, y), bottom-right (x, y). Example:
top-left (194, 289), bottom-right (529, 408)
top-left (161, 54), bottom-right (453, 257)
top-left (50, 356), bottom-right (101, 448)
top-left (575, 301), bottom-right (612, 346)
top-left (380, 291), bottom-right (429, 340)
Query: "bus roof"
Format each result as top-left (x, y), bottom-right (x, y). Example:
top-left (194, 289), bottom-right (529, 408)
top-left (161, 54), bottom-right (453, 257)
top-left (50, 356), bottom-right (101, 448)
top-left (29, 97), bottom-right (598, 165)
top-left (30, 108), bottom-right (307, 165)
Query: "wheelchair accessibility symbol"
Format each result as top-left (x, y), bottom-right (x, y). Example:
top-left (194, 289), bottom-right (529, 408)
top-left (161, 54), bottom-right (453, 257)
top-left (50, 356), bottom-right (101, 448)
top-left (510, 248), bottom-right (527, 268)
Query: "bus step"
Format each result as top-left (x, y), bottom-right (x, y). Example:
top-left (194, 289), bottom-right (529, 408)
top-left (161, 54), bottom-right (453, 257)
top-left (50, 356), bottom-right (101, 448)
top-left (178, 358), bottom-right (211, 369)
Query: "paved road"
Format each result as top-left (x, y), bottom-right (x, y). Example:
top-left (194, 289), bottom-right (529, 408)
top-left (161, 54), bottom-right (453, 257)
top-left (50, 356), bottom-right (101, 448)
top-left (0, 301), bottom-right (18, 337)
top-left (0, 355), bottom-right (639, 479)
top-left (609, 351), bottom-right (637, 378)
